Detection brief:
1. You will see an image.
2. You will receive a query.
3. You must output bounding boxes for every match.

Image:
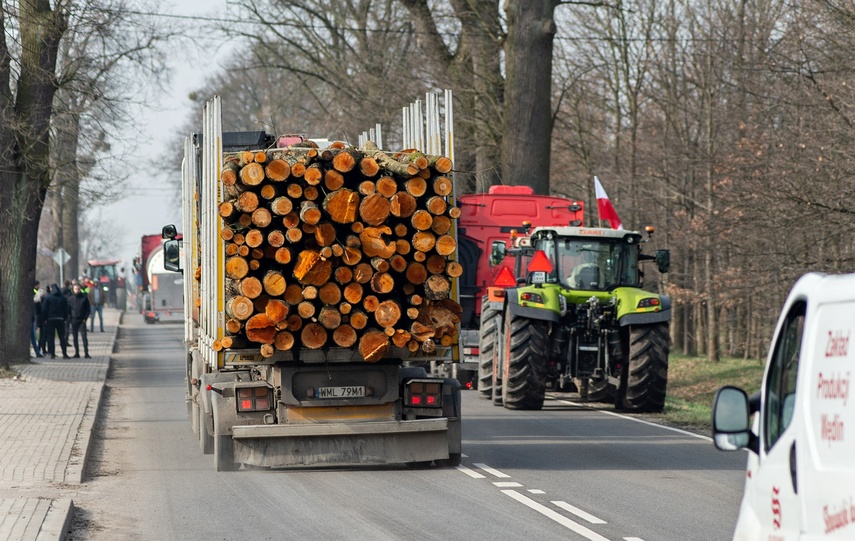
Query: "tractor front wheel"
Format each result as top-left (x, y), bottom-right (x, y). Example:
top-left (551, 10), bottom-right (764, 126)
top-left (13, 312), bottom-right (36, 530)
top-left (478, 298), bottom-right (500, 399)
top-left (622, 323), bottom-right (669, 412)
top-left (501, 308), bottom-right (548, 410)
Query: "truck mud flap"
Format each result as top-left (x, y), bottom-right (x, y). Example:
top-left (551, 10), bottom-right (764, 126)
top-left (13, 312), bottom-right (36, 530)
top-left (231, 418), bottom-right (451, 468)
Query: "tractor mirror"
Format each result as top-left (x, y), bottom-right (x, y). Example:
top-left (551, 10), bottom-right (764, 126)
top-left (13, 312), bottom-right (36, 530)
top-left (162, 224), bottom-right (178, 240)
top-left (655, 249), bottom-right (670, 273)
top-left (490, 241), bottom-right (507, 267)
top-left (163, 239), bottom-right (183, 273)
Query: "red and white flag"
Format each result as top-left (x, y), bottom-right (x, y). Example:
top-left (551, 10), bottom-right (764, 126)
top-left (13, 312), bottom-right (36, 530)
top-left (594, 176), bottom-right (623, 230)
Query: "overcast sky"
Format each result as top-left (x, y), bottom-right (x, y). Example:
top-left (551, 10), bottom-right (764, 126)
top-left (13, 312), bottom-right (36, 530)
top-left (97, 0), bottom-right (234, 268)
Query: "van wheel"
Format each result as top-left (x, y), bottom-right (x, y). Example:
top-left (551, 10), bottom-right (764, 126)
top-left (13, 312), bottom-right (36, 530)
top-left (622, 323), bottom-right (669, 413)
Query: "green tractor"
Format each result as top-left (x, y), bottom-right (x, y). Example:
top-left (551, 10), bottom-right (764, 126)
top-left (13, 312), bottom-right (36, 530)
top-left (488, 226), bottom-right (671, 412)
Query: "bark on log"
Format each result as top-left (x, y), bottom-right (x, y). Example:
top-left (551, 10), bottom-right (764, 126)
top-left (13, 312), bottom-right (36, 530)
top-left (361, 141), bottom-right (418, 177)
top-left (429, 155), bottom-right (453, 174)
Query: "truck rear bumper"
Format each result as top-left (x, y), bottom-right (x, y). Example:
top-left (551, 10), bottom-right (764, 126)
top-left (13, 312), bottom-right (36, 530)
top-left (231, 418), bottom-right (455, 467)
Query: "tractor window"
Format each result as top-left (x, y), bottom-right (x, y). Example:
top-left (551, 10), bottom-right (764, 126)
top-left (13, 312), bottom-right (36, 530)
top-left (556, 240), bottom-right (636, 290)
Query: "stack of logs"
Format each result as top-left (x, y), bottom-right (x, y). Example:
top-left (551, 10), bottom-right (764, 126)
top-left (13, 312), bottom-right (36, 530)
top-left (214, 140), bottom-right (463, 363)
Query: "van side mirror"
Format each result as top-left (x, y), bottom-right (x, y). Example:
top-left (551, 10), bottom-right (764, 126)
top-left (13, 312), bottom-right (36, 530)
top-left (655, 249), bottom-right (670, 273)
top-left (163, 239), bottom-right (183, 273)
top-left (712, 386), bottom-right (757, 454)
top-left (490, 241), bottom-right (507, 267)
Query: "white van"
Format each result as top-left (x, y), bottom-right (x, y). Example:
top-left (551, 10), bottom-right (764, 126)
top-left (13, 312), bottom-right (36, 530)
top-left (712, 272), bottom-right (854, 540)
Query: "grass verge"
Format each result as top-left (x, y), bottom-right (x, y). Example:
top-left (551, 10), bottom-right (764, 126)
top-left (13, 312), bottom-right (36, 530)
top-left (652, 355), bottom-right (765, 434)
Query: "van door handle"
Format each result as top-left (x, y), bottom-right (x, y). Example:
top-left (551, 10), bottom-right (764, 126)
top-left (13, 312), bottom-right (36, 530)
top-left (789, 442), bottom-right (798, 494)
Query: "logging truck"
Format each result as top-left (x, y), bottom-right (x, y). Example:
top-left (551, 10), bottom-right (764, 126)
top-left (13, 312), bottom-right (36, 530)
top-left (162, 93), bottom-right (463, 471)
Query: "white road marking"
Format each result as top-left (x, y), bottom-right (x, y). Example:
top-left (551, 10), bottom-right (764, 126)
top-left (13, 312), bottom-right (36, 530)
top-left (456, 464), bottom-right (486, 478)
top-left (501, 490), bottom-right (611, 541)
top-left (552, 501), bottom-right (607, 524)
top-left (624, 537), bottom-right (645, 541)
top-left (528, 489), bottom-right (545, 494)
top-left (473, 463), bottom-right (511, 478)
top-left (552, 399), bottom-right (712, 442)
top-left (493, 481), bottom-right (523, 487)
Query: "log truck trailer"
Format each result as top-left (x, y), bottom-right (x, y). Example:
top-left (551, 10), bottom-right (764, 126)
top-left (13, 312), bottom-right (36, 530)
top-left (162, 92), bottom-right (463, 471)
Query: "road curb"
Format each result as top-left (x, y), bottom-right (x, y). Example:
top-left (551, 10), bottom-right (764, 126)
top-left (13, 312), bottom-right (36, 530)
top-left (36, 499), bottom-right (74, 541)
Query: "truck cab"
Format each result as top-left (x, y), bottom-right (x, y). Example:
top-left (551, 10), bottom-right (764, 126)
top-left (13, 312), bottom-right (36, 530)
top-left (712, 272), bottom-right (855, 539)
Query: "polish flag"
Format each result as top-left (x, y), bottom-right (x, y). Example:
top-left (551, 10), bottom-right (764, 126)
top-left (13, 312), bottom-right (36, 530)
top-left (594, 176), bottom-right (623, 230)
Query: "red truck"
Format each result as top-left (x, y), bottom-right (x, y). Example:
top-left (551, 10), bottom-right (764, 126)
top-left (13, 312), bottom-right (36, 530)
top-left (134, 234), bottom-right (184, 323)
top-left (445, 185), bottom-right (584, 387)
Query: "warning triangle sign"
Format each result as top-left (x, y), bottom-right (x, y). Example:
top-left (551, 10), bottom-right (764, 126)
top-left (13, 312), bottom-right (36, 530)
top-left (527, 250), bottom-right (553, 273)
top-left (494, 267), bottom-right (516, 287)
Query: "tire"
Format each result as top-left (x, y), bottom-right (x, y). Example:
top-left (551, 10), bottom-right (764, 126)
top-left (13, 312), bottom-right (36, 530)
top-left (621, 323), bottom-right (669, 412)
top-left (491, 317), bottom-right (503, 407)
top-left (215, 434), bottom-right (238, 472)
top-left (191, 395), bottom-right (200, 438)
top-left (199, 400), bottom-right (213, 455)
top-left (116, 288), bottom-right (127, 311)
top-left (501, 307), bottom-right (548, 410)
top-left (478, 298), bottom-right (500, 399)
top-left (435, 453), bottom-right (462, 468)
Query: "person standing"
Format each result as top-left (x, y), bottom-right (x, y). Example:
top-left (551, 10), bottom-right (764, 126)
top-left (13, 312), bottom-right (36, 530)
top-left (61, 280), bottom-right (74, 347)
top-left (31, 280), bottom-right (44, 358)
top-left (88, 278), bottom-right (105, 332)
top-left (41, 284), bottom-right (70, 359)
top-left (68, 283), bottom-right (91, 358)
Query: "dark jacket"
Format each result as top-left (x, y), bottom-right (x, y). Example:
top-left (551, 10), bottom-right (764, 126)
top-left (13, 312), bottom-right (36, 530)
top-left (41, 286), bottom-right (69, 321)
top-left (68, 291), bottom-right (91, 321)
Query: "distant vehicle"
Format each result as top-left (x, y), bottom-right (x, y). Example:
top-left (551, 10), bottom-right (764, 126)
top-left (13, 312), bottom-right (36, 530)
top-left (712, 272), bottom-right (855, 540)
top-left (133, 234), bottom-right (184, 324)
top-left (86, 259), bottom-right (127, 310)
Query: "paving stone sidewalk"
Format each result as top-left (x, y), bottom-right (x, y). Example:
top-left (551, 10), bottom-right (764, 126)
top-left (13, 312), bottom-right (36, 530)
top-left (0, 309), bottom-right (121, 541)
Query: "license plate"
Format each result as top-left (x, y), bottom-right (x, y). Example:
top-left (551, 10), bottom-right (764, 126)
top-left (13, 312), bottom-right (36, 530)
top-left (316, 386), bottom-right (365, 399)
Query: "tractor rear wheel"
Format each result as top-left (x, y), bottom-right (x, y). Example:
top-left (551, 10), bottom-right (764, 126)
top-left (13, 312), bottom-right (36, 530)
top-left (478, 298), bottom-right (500, 399)
top-left (501, 308), bottom-right (548, 410)
top-left (622, 323), bottom-right (669, 412)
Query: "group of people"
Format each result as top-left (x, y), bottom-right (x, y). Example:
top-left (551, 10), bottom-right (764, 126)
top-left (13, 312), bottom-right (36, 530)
top-left (31, 277), bottom-right (106, 359)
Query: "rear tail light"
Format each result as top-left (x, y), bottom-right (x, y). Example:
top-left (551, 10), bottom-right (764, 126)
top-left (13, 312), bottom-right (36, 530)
top-left (237, 386), bottom-right (273, 412)
top-left (405, 380), bottom-right (443, 408)
top-left (463, 347), bottom-right (480, 356)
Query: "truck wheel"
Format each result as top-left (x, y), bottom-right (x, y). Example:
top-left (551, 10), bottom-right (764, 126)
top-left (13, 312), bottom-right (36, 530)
top-left (491, 319), bottom-right (503, 406)
top-left (199, 403), bottom-right (213, 455)
top-left (116, 289), bottom-right (127, 311)
top-left (586, 378), bottom-right (614, 403)
top-left (215, 434), bottom-right (238, 472)
top-left (435, 453), bottom-right (462, 468)
top-left (478, 299), bottom-right (500, 399)
top-left (622, 323), bottom-right (669, 413)
top-left (501, 308), bottom-right (548, 410)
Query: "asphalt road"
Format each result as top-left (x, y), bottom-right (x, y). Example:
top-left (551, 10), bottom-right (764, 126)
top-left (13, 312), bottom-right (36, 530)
top-left (68, 315), bottom-right (748, 541)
